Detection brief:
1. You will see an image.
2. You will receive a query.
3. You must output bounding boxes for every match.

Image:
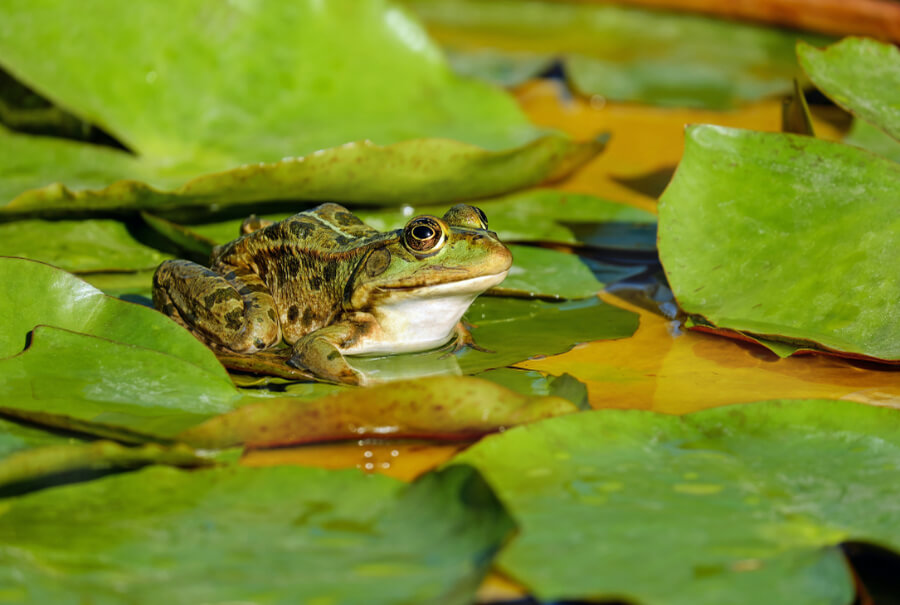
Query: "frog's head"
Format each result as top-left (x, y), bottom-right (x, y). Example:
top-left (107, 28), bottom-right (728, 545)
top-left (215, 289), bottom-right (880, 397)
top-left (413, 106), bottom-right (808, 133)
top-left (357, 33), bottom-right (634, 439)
top-left (345, 204), bottom-right (512, 310)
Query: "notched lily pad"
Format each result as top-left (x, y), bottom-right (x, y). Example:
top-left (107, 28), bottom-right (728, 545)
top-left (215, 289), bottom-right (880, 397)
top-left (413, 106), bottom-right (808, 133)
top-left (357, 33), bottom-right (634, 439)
top-left (658, 125), bottom-right (900, 361)
top-left (179, 375), bottom-right (579, 449)
top-left (0, 464), bottom-right (513, 605)
top-left (453, 399), bottom-right (900, 605)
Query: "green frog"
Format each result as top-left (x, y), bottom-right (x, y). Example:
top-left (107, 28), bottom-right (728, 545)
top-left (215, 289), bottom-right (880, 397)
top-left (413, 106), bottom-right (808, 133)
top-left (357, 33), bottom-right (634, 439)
top-left (152, 203), bottom-right (512, 385)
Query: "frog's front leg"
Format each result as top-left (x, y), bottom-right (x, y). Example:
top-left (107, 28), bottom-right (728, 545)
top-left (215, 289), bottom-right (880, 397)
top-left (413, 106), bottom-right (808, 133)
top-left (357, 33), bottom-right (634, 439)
top-left (287, 315), bottom-right (376, 386)
top-left (152, 260), bottom-right (281, 353)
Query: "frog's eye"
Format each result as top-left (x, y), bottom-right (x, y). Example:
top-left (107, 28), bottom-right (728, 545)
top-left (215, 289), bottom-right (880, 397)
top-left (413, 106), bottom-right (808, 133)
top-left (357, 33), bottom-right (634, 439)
top-left (403, 216), bottom-right (446, 254)
top-left (442, 204), bottom-right (488, 230)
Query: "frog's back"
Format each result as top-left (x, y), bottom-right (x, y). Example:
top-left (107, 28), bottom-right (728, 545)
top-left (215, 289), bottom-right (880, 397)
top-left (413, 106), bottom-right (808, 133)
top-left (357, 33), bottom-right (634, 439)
top-left (211, 204), bottom-right (388, 343)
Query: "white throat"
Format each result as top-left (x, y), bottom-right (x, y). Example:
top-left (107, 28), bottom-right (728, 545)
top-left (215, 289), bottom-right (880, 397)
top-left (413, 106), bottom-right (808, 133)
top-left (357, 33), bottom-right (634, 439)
top-left (341, 272), bottom-right (508, 356)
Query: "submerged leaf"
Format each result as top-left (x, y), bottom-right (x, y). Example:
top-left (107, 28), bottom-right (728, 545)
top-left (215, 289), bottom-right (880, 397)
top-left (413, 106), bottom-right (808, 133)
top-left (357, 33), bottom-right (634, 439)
top-left (179, 376), bottom-right (578, 449)
top-left (0, 464), bottom-right (513, 605)
top-left (798, 37), bottom-right (900, 141)
top-left (0, 0), bottom-right (597, 211)
top-left (453, 399), bottom-right (900, 604)
top-left (658, 125), bottom-right (900, 361)
top-left (407, 0), bottom-right (828, 108)
top-left (0, 441), bottom-right (207, 492)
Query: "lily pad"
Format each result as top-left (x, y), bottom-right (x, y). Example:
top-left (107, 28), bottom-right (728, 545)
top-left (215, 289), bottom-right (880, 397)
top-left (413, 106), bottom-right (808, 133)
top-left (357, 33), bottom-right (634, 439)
top-left (407, 0), bottom-right (829, 109)
top-left (0, 257), bottom-right (240, 438)
top-left (0, 326), bottom-right (241, 437)
top-left (0, 464), bottom-right (513, 605)
top-left (658, 125), bottom-right (900, 361)
top-left (0, 0), bottom-right (598, 212)
top-left (0, 133), bottom-right (603, 217)
top-left (179, 376), bottom-right (578, 449)
top-left (798, 37), bottom-right (900, 141)
top-left (0, 256), bottom-right (228, 372)
top-left (453, 399), bottom-right (900, 605)
top-left (0, 219), bottom-right (170, 272)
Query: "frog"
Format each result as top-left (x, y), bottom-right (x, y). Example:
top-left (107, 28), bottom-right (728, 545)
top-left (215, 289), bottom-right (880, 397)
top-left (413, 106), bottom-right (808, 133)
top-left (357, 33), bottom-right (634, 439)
top-left (152, 202), bottom-right (512, 385)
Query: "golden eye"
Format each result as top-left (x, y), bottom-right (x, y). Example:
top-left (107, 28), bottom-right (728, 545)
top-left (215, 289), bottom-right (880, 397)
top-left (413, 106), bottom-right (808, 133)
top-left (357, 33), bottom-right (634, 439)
top-left (404, 217), bottom-right (446, 254)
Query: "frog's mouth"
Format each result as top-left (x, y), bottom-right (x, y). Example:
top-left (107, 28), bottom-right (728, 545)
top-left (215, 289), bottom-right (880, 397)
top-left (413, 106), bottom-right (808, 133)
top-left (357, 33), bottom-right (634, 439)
top-left (379, 271), bottom-right (509, 297)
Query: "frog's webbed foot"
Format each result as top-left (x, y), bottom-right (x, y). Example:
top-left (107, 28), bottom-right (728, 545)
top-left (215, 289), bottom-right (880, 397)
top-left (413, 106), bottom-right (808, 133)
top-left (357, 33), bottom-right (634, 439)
top-left (287, 324), bottom-right (365, 386)
top-left (444, 321), bottom-right (494, 356)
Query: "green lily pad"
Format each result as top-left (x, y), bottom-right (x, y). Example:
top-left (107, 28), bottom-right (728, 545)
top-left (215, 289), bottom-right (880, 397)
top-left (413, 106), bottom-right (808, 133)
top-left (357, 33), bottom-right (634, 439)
top-left (0, 326), bottom-right (241, 437)
top-left (0, 0), bottom-right (599, 212)
top-left (179, 375), bottom-right (578, 449)
top-left (0, 219), bottom-right (170, 272)
top-left (798, 37), bottom-right (900, 141)
top-left (0, 441), bottom-right (207, 493)
top-left (406, 0), bottom-right (829, 109)
top-left (0, 133), bottom-right (602, 217)
top-left (0, 258), bottom-right (240, 438)
top-left (658, 125), bottom-right (900, 360)
top-left (0, 256), bottom-right (228, 371)
top-left (453, 399), bottom-right (900, 605)
top-left (0, 464), bottom-right (513, 605)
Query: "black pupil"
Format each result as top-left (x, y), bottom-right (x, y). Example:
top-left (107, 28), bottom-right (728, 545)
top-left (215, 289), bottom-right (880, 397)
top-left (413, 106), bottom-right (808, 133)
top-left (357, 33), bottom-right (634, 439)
top-left (412, 225), bottom-right (434, 240)
top-left (476, 209), bottom-right (488, 228)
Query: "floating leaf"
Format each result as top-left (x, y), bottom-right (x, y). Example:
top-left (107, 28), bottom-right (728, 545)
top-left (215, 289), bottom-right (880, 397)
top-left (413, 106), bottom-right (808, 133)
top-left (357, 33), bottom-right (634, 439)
top-left (180, 375), bottom-right (577, 449)
top-left (407, 0), bottom-right (829, 109)
top-left (0, 0), bottom-right (598, 211)
top-left (0, 219), bottom-right (170, 272)
top-left (798, 37), bottom-right (900, 141)
top-left (0, 464), bottom-right (513, 605)
top-left (658, 125), bottom-right (900, 361)
top-left (453, 399), bottom-right (900, 605)
top-left (0, 441), bottom-right (207, 493)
